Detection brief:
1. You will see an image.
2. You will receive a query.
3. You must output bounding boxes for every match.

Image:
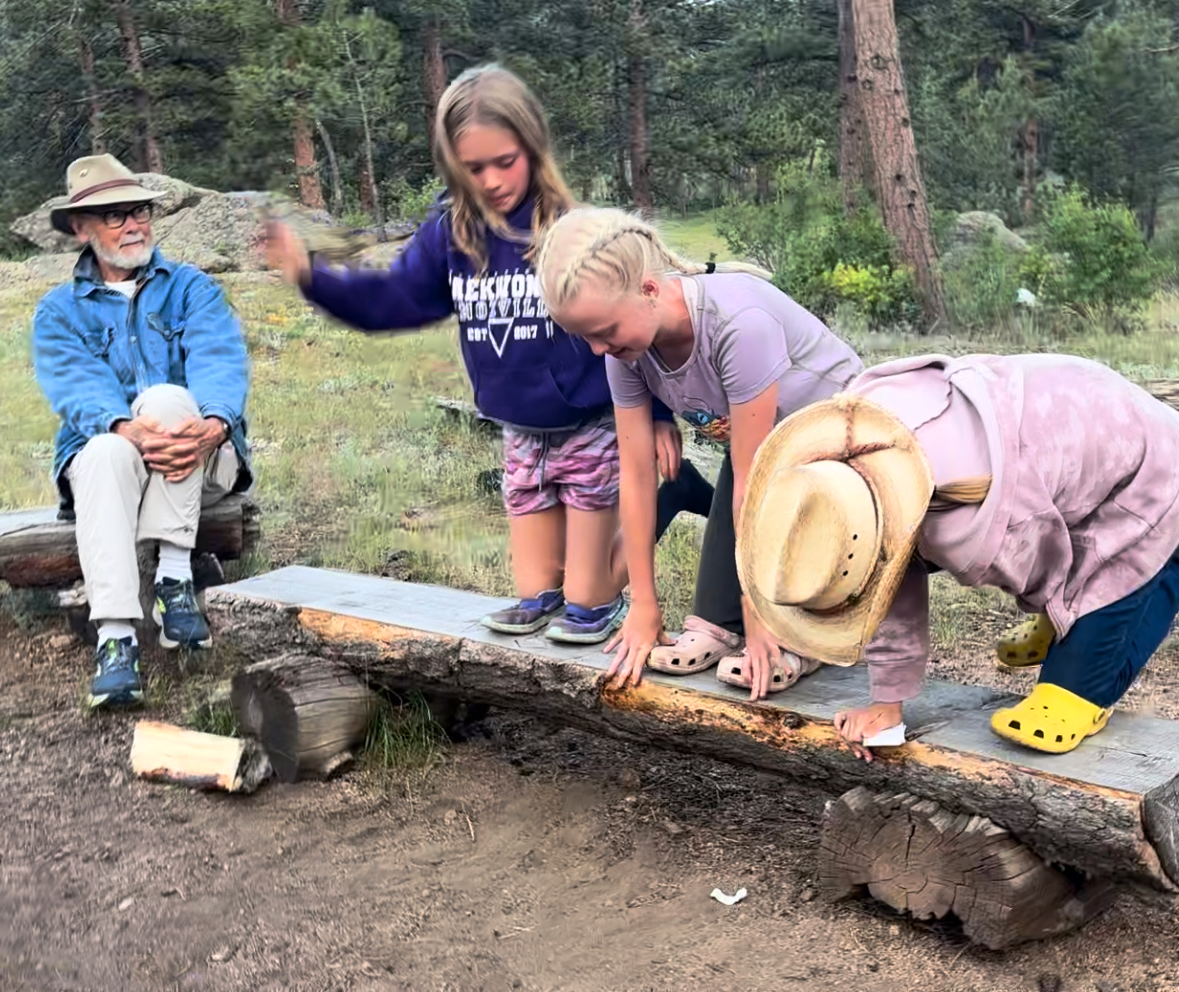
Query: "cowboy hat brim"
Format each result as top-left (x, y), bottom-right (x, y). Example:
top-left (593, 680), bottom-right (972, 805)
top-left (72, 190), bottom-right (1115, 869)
top-left (736, 393), bottom-right (935, 666)
top-left (49, 185), bottom-right (164, 236)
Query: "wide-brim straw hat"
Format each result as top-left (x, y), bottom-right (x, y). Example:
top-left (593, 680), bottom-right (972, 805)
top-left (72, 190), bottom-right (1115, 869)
top-left (736, 394), bottom-right (935, 666)
top-left (49, 154), bottom-right (163, 235)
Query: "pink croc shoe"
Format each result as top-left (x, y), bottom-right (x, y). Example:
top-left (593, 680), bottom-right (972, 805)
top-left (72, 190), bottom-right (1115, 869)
top-left (716, 648), bottom-right (821, 693)
top-left (648, 615), bottom-right (743, 676)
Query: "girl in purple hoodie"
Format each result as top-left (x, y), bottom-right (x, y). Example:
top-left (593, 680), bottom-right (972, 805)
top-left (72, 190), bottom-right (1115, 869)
top-left (267, 64), bottom-right (700, 644)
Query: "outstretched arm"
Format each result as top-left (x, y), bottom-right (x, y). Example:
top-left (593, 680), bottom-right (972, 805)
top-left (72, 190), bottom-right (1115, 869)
top-left (267, 213), bottom-right (454, 332)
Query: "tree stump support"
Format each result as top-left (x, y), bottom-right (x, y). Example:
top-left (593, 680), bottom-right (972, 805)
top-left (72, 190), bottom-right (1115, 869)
top-left (231, 652), bottom-right (380, 782)
top-left (818, 786), bottom-right (1120, 949)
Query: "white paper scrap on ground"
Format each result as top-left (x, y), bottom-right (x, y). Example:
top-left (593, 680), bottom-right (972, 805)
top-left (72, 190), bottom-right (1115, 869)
top-left (862, 722), bottom-right (907, 747)
top-left (710, 887), bottom-right (748, 906)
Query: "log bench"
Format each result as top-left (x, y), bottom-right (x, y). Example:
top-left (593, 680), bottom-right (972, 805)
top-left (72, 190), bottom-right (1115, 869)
top-left (0, 494), bottom-right (261, 637)
top-left (208, 564), bottom-right (1179, 949)
top-left (0, 493), bottom-right (260, 590)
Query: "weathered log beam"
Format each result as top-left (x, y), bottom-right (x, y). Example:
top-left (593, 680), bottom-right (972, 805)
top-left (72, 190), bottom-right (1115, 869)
top-left (0, 493), bottom-right (260, 589)
top-left (819, 786), bottom-right (1119, 949)
top-left (206, 566), bottom-right (1179, 890)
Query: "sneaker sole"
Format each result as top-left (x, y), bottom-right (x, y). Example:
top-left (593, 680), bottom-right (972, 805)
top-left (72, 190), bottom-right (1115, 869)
top-left (480, 609), bottom-right (564, 635)
top-left (86, 688), bottom-right (145, 710)
top-left (152, 603), bottom-right (213, 650)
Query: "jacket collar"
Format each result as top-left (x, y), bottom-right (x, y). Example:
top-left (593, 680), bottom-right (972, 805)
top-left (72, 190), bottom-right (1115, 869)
top-left (72, 245), bottom-right (173, 298)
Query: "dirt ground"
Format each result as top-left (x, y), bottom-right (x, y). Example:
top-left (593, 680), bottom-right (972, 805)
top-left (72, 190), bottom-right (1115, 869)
top-left (5, 612), bottom-right (1179, 992)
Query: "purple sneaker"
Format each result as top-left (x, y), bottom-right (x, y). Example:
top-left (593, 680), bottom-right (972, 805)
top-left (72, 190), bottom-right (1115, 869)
top-left (481, 588), bottom-right (565, 635)
top-left (545, 595), bottom-right (628, 645)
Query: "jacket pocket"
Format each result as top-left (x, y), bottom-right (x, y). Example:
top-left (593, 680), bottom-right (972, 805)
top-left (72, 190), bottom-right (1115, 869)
top-left (82, 325), bottom-right (114, 358)
top-left (147, 312), bottom-right (184, 341)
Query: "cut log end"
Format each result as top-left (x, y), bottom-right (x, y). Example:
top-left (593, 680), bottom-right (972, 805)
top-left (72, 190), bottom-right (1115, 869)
top-left (130, 720), bottom-right (272, 794)
top-left (231, 655), bottom-right (378, 783)
top-left (818, 786), bottom-right (1118, 950)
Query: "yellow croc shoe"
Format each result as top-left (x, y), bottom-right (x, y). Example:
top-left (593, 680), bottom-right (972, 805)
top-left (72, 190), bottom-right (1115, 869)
top-left (990, 683), bottom-right (1111, 754)
top-left (995, 613), bottom-right (1056, 669)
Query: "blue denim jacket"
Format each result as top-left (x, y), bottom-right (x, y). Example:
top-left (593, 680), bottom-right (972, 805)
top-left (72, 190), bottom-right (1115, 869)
top-left (32, 247), bottom-right (252, 506)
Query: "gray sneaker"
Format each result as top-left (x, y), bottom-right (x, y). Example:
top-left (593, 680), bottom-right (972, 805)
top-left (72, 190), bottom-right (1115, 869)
top-left (481, 588), bottom-right (565, 635)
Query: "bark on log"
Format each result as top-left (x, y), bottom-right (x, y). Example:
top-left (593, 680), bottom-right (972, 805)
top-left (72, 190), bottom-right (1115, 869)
top-left (206, 568), bottom-right (1179, 890)
top-left (130, 720), bottom-right (271, 793)
top-left (819, 787), bottom-right (1118, 949)
top-left (0, 493), bottom-right (259, 589)
top-left (231, 653), bottom-right (379, 783)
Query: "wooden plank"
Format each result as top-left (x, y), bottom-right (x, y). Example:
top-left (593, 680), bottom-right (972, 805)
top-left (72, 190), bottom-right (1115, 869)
top-left (0, 493), bottom-right (259, 588)
top-left (208, 566), bottom-right (1179, 888)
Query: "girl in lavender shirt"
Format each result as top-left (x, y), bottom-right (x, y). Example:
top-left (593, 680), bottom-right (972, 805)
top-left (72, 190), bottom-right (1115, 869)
top-left (536, 207), bottom-right (864, 700)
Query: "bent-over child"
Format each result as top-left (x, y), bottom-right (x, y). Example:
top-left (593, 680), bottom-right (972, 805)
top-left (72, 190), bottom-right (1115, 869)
top-left (535, 207), bottom-right (864, 698)
top-left (737, 353), bottom-right (1179, 756)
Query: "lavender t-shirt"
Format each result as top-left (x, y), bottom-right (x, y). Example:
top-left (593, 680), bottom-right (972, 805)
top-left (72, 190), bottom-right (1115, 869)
top-left (605, 273), bottom-right (863, 444)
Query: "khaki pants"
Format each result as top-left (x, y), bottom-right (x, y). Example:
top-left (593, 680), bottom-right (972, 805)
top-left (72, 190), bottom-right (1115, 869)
top-left (66, 384), bottom-right (239, 622)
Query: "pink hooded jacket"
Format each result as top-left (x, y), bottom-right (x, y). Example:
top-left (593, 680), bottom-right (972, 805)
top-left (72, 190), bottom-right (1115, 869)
top-left (851, 354), bottom-right (1179, 702)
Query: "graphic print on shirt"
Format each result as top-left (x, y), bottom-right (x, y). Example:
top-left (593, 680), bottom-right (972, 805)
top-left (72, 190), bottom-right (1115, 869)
top-left (450, 268), bottom-right (554, 359)
top-left (680, 408), bottom-right (731, 445)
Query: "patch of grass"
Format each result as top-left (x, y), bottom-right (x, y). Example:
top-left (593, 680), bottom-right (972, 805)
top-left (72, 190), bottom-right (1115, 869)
top-left (654, 518), bottom-right (705, 631)
top-left (359, 690), bottom-right (448, 785)
top-left (928, 574), bottom-right (1020, 654)
top-left (657, 210), bottom-right (736, 265)
top-left (185, 695), bottom-right (239, 737)
top-left (144, 670), bottom-right (177, 712)
top-left (0, 586), bottom-right (59, 631)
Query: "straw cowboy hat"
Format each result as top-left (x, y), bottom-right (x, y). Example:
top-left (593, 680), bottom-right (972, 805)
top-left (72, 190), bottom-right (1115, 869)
top-left (49, 154), bottom-right (163, 236)
top-left (736, 394), bottom-right (935, 666)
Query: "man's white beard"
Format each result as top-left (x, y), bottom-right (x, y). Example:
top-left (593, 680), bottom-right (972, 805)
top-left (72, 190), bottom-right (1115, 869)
top-left (93, 239), bottom-right (153, 271)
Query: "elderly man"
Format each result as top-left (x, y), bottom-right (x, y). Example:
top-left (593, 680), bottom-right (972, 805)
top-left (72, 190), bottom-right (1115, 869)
top-left (32, 154), bottom-right (251, 709)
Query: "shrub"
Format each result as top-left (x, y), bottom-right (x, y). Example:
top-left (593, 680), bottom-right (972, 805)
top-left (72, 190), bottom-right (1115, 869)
top-left (942, 228), bottom-right (1024, 332)
top-left (1036, 186), bottom-right (1160, 315)
top-left (716, 161), bottom-right (918, 328)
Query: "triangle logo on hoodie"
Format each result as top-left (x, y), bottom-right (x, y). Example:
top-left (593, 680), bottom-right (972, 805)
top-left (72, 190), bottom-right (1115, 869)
top-left (487, 316), bottom-right (513, 359)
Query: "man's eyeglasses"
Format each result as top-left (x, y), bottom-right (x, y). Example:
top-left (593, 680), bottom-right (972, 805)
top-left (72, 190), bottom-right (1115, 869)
top-left (83, 203), bottom-right (154, 230)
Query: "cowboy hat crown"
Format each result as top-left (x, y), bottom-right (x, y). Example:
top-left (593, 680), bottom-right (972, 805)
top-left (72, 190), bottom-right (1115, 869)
top-left (49, 154), bottom-right (162, 236)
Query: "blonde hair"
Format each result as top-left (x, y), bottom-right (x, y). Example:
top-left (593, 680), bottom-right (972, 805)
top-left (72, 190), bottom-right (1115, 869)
top-left (929, 475), bottom-right (992, 510)
top-left (535, 206), bottom-right (773, 312)
top-left (433, 64), bottom-right (574, 272)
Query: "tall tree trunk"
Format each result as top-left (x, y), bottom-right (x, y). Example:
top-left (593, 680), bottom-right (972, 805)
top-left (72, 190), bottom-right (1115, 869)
top-left (110, 0), bottom-right (162, 173)
top-left (344, 31), bottom-right (384, 236)
top-left (77, 33), bottom-right (106, 155)
top-left (755, 162), bottom-right (772, 205)
top-left (626, 0), bottom-right (654, 219)
top-left (851, 0), bottom-right (945, 330)
top-left (315, 119), bottom-right (345, 218)
top-left (358, 158), bottom-right (375, 216)
top-left (275, 0), bottom-right (325, 210)
top-left (423, 18), bottom-right (447, 155)
top-left (1020, 14), bottom-right (1038, 220)
top-left (838, 0), bottom-right (872, 213)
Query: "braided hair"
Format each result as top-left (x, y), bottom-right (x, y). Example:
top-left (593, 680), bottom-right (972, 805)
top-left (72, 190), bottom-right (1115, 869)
top-left (535, 207), bottom-right (773, 312)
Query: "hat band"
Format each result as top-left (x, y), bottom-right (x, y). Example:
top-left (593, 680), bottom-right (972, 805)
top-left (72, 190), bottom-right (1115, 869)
top-left (68, 178), bottom-right (142, 204)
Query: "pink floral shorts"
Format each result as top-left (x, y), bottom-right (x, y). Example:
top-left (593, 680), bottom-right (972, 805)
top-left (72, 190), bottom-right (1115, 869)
top-left (501, 416), bottom-right (621, 517)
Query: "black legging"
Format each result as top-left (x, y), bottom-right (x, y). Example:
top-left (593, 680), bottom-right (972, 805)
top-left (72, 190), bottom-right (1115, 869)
top-left (653, 457), bottom-right (715, 543)
top-left (689, 452), bottom-right (743, 634)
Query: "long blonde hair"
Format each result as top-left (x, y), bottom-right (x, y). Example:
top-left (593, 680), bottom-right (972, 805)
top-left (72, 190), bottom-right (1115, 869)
top-left (535, 206), bottom-right (774, 312)
top-left (433, 64), bottom-right (574, 272)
